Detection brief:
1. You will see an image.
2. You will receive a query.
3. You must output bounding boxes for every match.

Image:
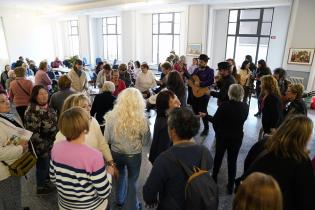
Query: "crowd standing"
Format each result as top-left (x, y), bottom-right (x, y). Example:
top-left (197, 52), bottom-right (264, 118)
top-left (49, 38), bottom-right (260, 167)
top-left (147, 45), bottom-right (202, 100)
top-left (0, 52), bottom-right (314, 210)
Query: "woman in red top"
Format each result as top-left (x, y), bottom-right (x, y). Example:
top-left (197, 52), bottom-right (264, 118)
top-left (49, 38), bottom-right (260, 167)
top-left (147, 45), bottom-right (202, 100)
top-left (9, 66), bottom-right (33, 122)
top-left (112, 70), bottom-right (126, 97)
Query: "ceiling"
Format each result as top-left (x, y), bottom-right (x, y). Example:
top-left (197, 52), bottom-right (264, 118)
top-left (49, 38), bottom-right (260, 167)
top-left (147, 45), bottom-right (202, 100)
top-left (0, 0), bottom-right (291, 15)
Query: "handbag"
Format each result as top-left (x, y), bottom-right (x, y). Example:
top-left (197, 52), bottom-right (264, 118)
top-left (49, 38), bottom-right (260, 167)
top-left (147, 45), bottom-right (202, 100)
top-left (1, 140), bottom-right (37, 177)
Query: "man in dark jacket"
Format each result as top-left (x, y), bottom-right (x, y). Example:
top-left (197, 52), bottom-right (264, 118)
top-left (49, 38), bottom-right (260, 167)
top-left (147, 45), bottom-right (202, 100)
top-left (210, 61), bottom-right (236, 105)
top-left (143, 107), bottom-right (213, 210)
top-left (191, 54), bottom-right (214, 136)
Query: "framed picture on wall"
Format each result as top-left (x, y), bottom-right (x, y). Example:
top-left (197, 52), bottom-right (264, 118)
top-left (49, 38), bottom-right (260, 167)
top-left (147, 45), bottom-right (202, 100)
top-left (288, 48), bottom-right (315, 65)
top-left (187, 43), bottom-right (202, 55)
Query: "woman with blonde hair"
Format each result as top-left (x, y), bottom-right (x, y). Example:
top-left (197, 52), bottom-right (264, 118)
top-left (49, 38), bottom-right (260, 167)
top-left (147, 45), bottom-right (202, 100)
top-left (54, 93), bottom-right (117, 176)
top-left (241, 115), bottom-right (315, 210)
top-left (234, 172), bottom-right (283, 210)
top-left (260, 75), bottom-right (282, 134)
top-left (105, 88), bottom-right (151, 210)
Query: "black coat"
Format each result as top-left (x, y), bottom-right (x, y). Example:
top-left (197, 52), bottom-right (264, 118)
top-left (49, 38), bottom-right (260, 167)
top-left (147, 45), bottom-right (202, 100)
top-left (243, 140), bottom-right (315, 210)
top-left (261, 94), bottom-right (283, 134)
top-left (285, 99), bottom-right (307, 118)
top-left (90, 92), bottom-right (116, 125)
top-left (149, 116), bottom-right (171, 164)
top-left (144, 144), bottom-right (213, 210)
top-left (211, 74), bottom-right (236, 105)
top-left (208, 100), bottom-right (249, 140)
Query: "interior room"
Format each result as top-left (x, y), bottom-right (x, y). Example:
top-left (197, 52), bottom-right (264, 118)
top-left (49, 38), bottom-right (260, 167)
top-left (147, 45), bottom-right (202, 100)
top-left (0, 0), bottom-right (314, 210)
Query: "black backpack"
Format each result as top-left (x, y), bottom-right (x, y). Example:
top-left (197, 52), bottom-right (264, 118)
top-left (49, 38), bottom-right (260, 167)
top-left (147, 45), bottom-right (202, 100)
top-left (166, 148), bottom-right (219, 210)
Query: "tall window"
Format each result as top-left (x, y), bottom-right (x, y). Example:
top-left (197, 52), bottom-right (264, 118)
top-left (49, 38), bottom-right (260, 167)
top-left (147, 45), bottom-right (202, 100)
top-left (226, 8), bottom-right (274, 66)
top-left (68, 20), bottom-right (80, 56)
top-left (152, 13), bottom-right (181, 64)
top-left (102, 16), bottom-right (121, 61)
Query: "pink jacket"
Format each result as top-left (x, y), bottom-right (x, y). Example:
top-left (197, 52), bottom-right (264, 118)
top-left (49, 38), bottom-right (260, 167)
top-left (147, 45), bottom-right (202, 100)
top-left (35, 70), bottom-right (52, 90)
top-left (9, 78), bottom-right (33, 107)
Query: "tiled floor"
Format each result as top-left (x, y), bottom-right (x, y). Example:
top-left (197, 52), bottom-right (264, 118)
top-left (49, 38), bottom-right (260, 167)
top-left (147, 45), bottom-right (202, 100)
top-left (21, 97), bottom-right (315, 210)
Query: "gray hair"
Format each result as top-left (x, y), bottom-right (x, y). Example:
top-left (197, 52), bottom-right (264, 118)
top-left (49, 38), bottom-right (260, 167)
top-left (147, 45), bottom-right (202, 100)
top-left (102, 81), bottom-right (115, 93)
top-left (228, 84), bottom-right (244, 102)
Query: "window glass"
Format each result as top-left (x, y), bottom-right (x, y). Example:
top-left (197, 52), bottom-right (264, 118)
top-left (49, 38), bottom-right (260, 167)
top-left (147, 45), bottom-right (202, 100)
top-left (228, 23), bottom-right (237, 35)
top-left (235, 37), bottom-right (258, 66)
top-left (261, 22), bottom-right (271, 35)
top-left (263, 9), bottom-right (273, 22)
top-left (229, 10), bottom-right (238, 22)
top-left (160, 23), bottom-right (172, 34)
top-left (160, 13), bottom-right (173, 22)
top-left (239, 21), bottom-right (258, 34)
top-left (240, 9), bottom-right (260, 19)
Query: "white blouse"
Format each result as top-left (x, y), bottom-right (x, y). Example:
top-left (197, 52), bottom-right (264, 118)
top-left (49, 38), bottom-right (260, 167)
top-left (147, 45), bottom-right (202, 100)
top-left (135, 70), bottom-right (157, 92)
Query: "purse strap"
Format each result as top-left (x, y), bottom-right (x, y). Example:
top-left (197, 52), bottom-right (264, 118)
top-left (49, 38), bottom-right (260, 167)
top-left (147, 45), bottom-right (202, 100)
top-left (16, 80), bottom-right (30, 96)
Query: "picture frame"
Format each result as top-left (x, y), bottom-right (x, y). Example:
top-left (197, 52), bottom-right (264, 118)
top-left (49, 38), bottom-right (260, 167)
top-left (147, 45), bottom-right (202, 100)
top-left (287, 48), bottom-right (314, 65)
top-left (187, 43), bottom-right (202, 55)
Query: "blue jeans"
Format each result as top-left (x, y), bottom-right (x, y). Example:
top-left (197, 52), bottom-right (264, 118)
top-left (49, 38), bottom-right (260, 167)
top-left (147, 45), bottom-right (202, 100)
top-left (36, 156), bottom-right (50, 188)
top-left (112, 151), bottom-right (142, 210)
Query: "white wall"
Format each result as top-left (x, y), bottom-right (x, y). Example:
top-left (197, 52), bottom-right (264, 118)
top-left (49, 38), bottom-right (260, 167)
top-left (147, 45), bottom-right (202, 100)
top-left (0, 8), bottom-right (55, 66)
top-left (266, 6), bottom-right (290, 69)
top-left (281, 0), bottom-right (315, 90)
top-left (211, 9), bottom-right (229, 69)
top-left (78, 15), bottom-right (91, 63)
top-left (121, 10), bottom-right (136, 62)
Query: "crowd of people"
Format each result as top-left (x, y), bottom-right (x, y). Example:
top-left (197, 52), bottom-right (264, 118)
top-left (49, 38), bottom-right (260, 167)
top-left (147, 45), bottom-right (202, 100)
top-left (0, 51), bottom-right (315, 210)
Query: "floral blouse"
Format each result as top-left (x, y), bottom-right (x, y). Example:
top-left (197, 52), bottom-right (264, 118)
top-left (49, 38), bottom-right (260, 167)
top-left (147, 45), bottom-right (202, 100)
top-left (24, 103), bottom-right (58, 157)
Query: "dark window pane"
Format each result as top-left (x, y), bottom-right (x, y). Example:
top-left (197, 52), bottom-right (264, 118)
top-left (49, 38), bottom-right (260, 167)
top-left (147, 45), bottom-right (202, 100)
top-left (239, 21), bottom-right (258, 34)
top-left (229, 10), bottom-right (238, 22)
top-left (261, 23), bottom-right (271, 35)
top-left (240, 9), bottom-right (260, 19)
top-left (263, 9), bottom-right (273, 22)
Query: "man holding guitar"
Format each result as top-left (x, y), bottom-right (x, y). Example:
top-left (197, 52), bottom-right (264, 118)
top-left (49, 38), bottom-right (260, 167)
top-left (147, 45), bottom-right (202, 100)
top-left (210, 61), bottom-right (236, 106)
top-left (190, 54), bottom-right (214, 136)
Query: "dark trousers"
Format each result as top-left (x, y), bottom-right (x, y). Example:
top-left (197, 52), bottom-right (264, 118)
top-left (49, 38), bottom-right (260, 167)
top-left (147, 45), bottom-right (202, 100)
top-left (212, 136), bottom-right (242, 185)
top-left (36, 156), bottom-right (50, 188)
top-left (16, 106), bottom-right (27, 124)
top-left (192, 95), bottom-right (210, 130)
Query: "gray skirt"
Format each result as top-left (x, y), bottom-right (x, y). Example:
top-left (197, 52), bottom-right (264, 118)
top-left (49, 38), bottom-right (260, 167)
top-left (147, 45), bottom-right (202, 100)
top-left (0, 176), bottom-right (22, 210)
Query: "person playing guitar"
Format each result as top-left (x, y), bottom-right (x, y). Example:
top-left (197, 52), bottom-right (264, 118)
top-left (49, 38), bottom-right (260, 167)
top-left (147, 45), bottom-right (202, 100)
top-left (190, 54), bottom-right (214, 136)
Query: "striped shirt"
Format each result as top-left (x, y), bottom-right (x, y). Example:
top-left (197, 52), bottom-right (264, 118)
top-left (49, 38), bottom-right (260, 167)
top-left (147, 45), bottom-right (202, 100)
top-left (50, 141), bottom-right (111, 210)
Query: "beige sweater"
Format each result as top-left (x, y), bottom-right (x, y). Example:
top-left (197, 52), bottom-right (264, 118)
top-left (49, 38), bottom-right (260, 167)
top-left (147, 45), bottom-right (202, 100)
top-left (68, 69), bottom-right (88, 92)
top-left (0, 117), bottom-right (24, 181)
top-left (55, 117), bottom-right (113, 162)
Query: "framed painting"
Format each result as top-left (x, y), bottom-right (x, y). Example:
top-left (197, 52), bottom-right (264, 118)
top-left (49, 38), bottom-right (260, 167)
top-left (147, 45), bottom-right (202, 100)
top-left (187, 43), bottom-right (202, 55)
top-left (288, 48), bottom-right (314, 65)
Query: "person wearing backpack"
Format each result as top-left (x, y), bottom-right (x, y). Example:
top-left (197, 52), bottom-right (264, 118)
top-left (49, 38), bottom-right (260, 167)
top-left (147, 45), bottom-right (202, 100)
top-left (143, 107), bottom-right (218, 210)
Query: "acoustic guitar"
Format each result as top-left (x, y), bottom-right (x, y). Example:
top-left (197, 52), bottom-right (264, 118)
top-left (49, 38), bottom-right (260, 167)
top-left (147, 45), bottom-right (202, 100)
top-left (188, 75), bottom-right (210, 98)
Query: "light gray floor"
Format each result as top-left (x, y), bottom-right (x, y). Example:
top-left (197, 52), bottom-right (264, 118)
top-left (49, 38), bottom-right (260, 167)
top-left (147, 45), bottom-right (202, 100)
top-left (21, 97), bottom-right (315, 210)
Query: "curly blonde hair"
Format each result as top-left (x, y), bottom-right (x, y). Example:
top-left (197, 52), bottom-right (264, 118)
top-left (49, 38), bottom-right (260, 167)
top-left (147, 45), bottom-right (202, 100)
top-left (261, 75), bottom-right (280, 97)
top-left (105, 88), bottom-right (148, 141)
